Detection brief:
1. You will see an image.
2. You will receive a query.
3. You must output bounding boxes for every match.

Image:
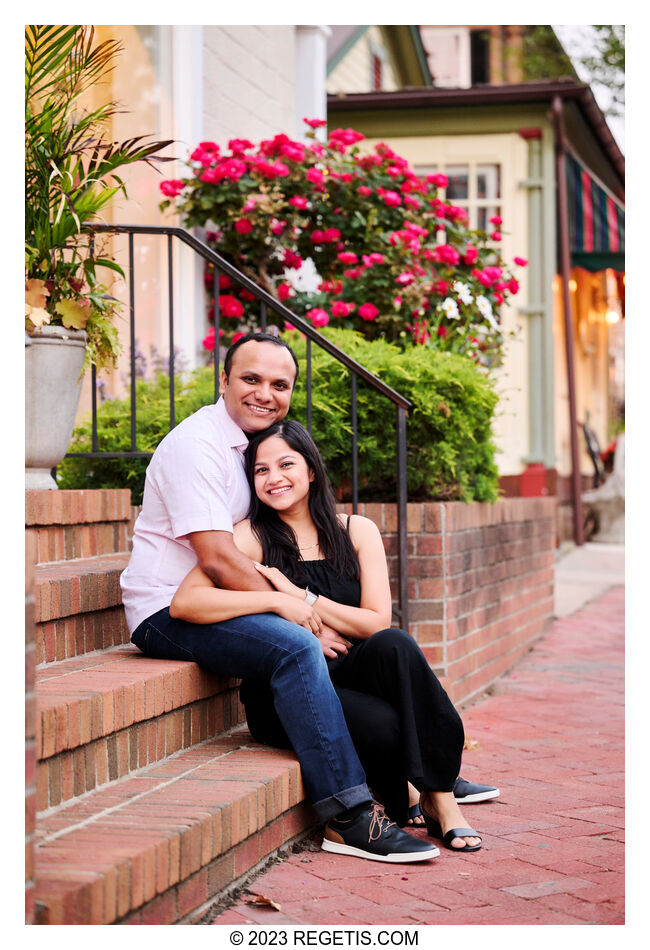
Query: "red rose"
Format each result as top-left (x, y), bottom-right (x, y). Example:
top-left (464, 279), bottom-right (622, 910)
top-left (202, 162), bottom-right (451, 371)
top-left (202, 327), bottom-right (225, 351)
top-left (289, 196), bottom-right (309, 209)
top-left (329, 128), bottom-right (365, 146)
top-left (277, 283), bottom-right (293, 301)
top-left (337, 251), bottom-right (358, 265)
top-left (462, 245), bottom-right (479, 265)
top-left (358, 303), bottom-right (379, 321)
top-left (160, 179), bottom-right (184, 197)
top-left (489, 215), bottom-right (503, 226)
top-left (228, 138), bottom-right (254, 153)
top-left (234, 218), bottom-right (253, 235)
top-left (283, 250), bottom-right (303, 269)
top-left (308, 308), bottom-right (330, 327)
top-left (218, 295), bottom-right (244, 319)
top-left (331, 301), bottom-right (354, 318)
top-left (357, 185), bottom-right (372, 197)
top-left (514, 257), bottom-right (528, 266)
top-left (426, 173), bottom-right (449, 188)
top-left (303, 118), bottom-right (327, 129)
top-left (382, 190), bottom-right (402, 207)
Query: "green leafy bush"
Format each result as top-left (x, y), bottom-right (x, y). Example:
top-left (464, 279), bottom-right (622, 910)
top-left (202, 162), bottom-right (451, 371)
top-left (58, 328), bottom-right (499, 504)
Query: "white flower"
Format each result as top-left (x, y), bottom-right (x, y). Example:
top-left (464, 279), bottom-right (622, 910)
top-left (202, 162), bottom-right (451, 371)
top-left (476, 295), bottom-right (499, 330)
top-left (453, 280), bottom-right (473, 306)
top-left (441, 297), bottom-right (460, 320)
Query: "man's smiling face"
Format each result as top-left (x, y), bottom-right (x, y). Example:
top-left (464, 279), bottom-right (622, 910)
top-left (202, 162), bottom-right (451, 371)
top-left (219, 340), bottom-right (296, 433)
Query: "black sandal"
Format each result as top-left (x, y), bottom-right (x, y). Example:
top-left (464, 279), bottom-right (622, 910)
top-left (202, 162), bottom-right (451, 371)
top-left (400, 804), bottom-right (425, 827)
top-left (422, 815), bottom-right (482, 852)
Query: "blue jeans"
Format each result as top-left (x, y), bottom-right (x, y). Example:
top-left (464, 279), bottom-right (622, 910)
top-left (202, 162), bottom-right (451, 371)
top-left (131, 607), bottom-right (370, 821)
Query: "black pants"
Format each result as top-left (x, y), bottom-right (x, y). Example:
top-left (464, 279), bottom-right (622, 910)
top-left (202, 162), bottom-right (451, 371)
top-left (241, 627), bottom-right (464, 826)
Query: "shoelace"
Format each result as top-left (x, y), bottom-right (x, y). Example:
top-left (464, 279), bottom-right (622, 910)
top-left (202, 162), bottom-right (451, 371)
top-left (367, 803), bottom-right (396, 842)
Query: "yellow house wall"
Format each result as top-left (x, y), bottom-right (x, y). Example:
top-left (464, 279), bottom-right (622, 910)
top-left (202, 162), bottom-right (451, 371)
top-left (359, 132), bottom-right (530, 477)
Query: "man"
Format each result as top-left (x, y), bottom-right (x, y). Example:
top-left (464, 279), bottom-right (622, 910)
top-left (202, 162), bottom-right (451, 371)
top-left (121, 332), bottom-right (438, 863)
top-left (121, 332), bottom-right (497, 862)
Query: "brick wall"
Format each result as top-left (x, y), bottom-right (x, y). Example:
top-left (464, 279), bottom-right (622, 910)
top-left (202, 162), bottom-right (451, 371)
top-left (25, 531), bottom-right (36, 924)
top-left (127, 498), bottom-right (556, 707)
top-left (337, 498), bottom-right (557, 706)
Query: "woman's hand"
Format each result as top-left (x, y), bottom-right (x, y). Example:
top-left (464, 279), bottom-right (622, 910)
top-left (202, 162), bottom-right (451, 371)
top-left (254, 562), bottom-right (305, 599)
top-left (274, 593), bottom-right (322, 636)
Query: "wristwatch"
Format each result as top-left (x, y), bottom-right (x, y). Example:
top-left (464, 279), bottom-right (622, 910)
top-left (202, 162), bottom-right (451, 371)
top-left (304, 587), bottom-right (319, 606)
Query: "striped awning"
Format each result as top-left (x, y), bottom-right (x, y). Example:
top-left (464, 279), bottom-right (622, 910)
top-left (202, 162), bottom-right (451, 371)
top-left (566, 153), bottom-right (625, 273)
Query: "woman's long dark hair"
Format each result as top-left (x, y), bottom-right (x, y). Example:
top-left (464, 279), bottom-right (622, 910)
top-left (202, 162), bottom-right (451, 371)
top-left (244, 421), bottom-right (360, 581)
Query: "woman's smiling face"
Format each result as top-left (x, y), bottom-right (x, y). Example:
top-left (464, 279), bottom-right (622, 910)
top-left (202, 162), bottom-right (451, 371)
top-left (253, 436), bottom-right (313, 511)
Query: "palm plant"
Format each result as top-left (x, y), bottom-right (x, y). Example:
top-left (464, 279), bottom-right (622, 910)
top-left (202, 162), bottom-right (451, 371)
top-left (25, 25), bottom-right (174, 370)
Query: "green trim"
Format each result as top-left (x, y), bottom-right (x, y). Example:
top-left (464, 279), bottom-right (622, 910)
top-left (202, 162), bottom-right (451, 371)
top-left (409, 26), bottom-right (433, 86)
top-left (380, 25), bottom-right (432, 87)
top-left (327, 26), bottom-right (369, 75)
top-left (571, 251), bottom-right (625, 273)
top-left (324, 102), bottom-right (554, 138)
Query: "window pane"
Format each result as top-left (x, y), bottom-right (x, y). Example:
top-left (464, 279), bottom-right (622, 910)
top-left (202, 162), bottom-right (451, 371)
top-left (476, 164), bottom-right (500, 199)
top-left (444, 165), bottom-right (469, 200)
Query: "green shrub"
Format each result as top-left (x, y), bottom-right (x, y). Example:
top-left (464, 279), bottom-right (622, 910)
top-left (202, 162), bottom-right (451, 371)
top-left (58, 328), bottom-right (499, 504)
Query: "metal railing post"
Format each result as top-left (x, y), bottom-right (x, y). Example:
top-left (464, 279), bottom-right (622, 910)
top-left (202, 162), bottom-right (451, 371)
top-left (396, 406), bottom-right (409, 630)
top-left (167, 234), bottom-right (176, 428)
top-left (128, 232), bottom-right (136, 452)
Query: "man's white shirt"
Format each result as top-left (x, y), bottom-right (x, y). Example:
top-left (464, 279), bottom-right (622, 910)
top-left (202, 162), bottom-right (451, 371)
top-left (120, 398), bottom-right (250, 632)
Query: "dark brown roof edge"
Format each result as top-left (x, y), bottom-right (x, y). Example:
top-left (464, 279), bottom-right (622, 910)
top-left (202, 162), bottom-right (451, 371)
top-left (327, 80), bottom-right (624, 188)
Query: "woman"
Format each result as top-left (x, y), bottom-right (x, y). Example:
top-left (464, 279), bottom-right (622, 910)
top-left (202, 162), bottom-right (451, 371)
top-left (171, 420), bottom-right (482, 852)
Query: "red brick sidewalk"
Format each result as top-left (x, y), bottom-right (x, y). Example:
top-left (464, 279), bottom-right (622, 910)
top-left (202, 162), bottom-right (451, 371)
top-left (212, 587), bottom-right (624, 925)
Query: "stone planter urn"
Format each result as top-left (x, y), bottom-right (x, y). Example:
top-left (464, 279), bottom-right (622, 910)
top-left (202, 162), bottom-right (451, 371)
top-left (25, 325), bottom-right (87, 489)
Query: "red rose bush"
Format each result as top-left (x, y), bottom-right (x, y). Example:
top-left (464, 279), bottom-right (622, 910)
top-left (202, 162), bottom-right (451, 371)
top-left (160, 122), bottom-right (527, 368)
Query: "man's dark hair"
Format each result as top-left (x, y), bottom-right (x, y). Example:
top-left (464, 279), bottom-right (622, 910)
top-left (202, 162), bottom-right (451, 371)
top-left (223, 332), bottom-right (299, 384)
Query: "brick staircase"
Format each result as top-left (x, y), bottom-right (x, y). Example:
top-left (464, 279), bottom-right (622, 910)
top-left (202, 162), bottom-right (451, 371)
top-left (26, 489), bottom-right (315, 925)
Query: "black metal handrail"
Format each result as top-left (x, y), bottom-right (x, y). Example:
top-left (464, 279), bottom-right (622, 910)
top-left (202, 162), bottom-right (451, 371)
top-left (73, 224), bottom-right (413, 626)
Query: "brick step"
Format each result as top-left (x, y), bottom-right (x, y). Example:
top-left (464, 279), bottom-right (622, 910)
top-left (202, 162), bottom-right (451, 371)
top-left (26, 489), bottom-right (132, 529)
top-left (31, 520), bottom-right (131, 565)
top-left (34, 731), bottom-right (314, 924)
top-left (36, 647), bottom-right (245, 812)
top-left (37, 605), bottom-right (131, 666)
top-left (35, 553), bottom-right (130, 624)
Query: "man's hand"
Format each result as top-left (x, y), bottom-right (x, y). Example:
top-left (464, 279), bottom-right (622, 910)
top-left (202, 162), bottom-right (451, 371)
top-left (317, 623), bottom-right (353, 659)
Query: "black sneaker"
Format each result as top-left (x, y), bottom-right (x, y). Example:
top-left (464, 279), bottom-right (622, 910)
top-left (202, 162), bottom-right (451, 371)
top-left (454, 777), bottom-right (500, 803)
top-left (322, 803), bottom-right (440, 863)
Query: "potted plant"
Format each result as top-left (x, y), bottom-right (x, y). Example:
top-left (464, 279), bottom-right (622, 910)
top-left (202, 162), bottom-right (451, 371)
top-left (25, 24), bottom-right (173, 488)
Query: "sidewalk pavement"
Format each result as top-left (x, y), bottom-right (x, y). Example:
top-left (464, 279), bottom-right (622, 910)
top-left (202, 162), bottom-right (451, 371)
top-left (212, 543), bottom-right (625, 926)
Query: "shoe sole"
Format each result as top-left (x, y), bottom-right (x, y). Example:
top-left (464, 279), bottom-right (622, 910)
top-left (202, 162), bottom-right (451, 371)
top-left (321, 840), bottom-right (440, 862)
top-left (454, 788), bottom-right (500, 803)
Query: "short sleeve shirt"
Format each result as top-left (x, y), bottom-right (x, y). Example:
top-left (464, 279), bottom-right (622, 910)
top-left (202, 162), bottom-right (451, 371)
top-left (120, 399), bottom-right (250, 632)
